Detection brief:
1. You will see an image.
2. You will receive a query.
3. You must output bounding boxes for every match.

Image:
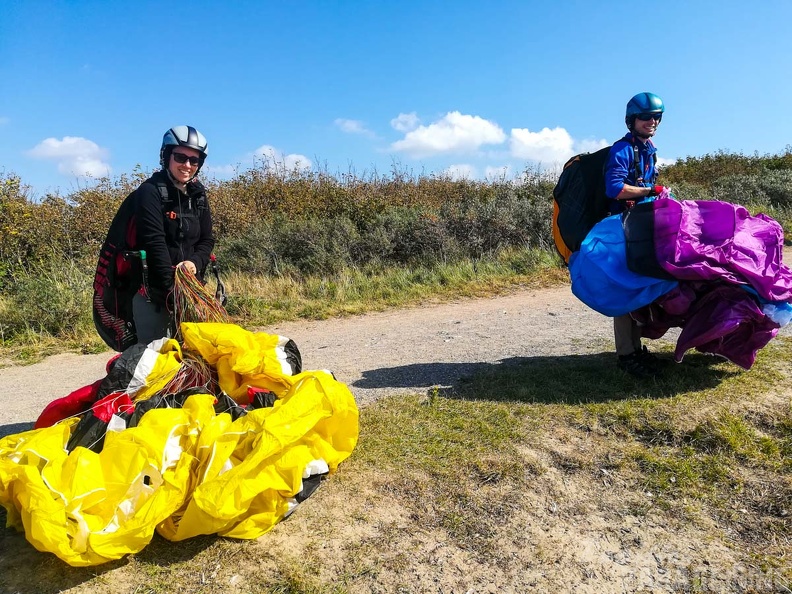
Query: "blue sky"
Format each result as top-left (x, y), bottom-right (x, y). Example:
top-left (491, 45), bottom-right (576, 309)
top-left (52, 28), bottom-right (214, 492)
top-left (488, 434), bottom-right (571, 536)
top-left (2, 0), bottom-right (791, 197)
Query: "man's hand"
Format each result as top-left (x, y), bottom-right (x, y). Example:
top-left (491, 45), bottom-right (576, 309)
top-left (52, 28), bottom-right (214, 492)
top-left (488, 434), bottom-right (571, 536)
top-left (647, 185), bottom-right (667, 197)
top-left (178, 261), bottom-right (197, 275)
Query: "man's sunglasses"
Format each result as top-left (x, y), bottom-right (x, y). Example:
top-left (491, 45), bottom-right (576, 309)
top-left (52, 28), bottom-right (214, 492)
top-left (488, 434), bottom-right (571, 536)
top-left (172, 152), bottom-right (201, 166)
top-left (636, 113), bottom-right (662, 122)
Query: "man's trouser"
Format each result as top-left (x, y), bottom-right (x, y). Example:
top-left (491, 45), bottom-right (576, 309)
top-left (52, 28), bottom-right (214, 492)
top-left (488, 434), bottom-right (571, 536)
top-left (613, 314), bottom-right (642, 357)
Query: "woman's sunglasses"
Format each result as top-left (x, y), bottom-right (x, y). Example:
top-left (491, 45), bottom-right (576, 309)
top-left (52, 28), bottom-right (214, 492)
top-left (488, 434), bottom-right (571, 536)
top-left (636, 113), bottom-right (662, 122)
top-left (172, 152), bottom-right (201, 166)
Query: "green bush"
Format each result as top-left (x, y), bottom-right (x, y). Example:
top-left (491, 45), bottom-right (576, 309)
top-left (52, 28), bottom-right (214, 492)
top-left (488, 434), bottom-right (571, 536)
top-left (3, 257), bottom-right (93, 338)
top-left (664, 181), bottom-right (712, 202)
top-left (442, 184), bottom-right (552, 257)
top-left (355, 207), bottom-right (459, 265)
top-left (217, 186), bottom-right (554, 277)
top-left (711, 171), bottom-right (792, 210)
top-left (2, 150), bottom-right (791, 343)
top-left (660, 148), bottom-right (792, 188)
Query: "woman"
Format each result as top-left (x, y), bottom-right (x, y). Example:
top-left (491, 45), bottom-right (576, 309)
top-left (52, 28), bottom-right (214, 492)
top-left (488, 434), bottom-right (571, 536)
top-left (93, 126), bottom-right (214, 349)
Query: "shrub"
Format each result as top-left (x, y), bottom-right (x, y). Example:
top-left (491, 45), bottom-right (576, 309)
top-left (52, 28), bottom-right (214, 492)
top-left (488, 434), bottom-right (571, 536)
top-left (664, 181), bottom-right (711, 202)
top-left (219, 215), bottom-right (360, 276)
top-left (353, 207), bottom-right (460, 266)
top-left (711, 171), bottom-right (792, 210)
top-left (3, 257), bottom-right (93, 337)
top-left (442, 183), bottom-right (553, 257)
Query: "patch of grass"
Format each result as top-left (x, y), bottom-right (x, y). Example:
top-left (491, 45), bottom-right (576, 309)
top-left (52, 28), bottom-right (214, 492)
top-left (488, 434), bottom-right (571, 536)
top-left (342, 395), bottom-right (542, 559)
top-left (686, 413), bottom-right (783, 462)
top-left (634, 447), bottom-right (733, 498)
top-left (224, 246), bottom-right (564, 328)
top-left (353, 394), bottom-right (535, 475)
top-left (443, 337), bottom-right (792, 565)
top-left (0, 246), bottom-right (564, 366)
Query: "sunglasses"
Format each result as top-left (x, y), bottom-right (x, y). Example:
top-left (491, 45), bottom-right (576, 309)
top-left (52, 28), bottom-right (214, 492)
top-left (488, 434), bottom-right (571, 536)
top-left (636, 113), bottom-right (662, 122)
top-left (172, 152), bottom-right (201, 166)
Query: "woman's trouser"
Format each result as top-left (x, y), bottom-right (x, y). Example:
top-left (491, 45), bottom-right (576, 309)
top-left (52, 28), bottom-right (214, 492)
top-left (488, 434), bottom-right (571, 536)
top-left (132, 293), bottom-right (172, 345)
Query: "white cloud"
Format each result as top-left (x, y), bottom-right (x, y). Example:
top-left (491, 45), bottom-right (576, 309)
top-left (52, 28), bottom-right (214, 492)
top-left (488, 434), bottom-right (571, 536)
top-left (335, 118), bottom-right (375, 137)
top-left (510, 127), bottom-right (607, 165)
top-left (574, 138), bottom-right (610, 155)
top-left (509, 127), bottom-right (572, 163)
top-left (27, 136), bottom-right (111, 177)
top-left (204, 145), bottom-right (313, 179)
top-left (391, 111), bottom-right (506, 157)
top-left (656, 156), bottom-right (676, 168)
top-left (390, 112), bottom-right (420, 133)
top-left (485, 165), bottom-right (512, 180)
top-left (201, 163), bottom-right (238, 177)
top-left (443, 164), bottom-right (477, 180)
top-left (253, 145), bottom-right (312, 171)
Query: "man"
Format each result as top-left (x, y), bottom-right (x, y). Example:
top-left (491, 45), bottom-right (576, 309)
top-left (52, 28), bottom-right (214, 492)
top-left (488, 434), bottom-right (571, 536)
top-left (604, 92), bottom-right (668, 378)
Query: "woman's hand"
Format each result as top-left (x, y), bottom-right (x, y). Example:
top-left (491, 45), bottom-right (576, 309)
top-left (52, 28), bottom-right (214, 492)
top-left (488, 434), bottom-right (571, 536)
top-left (178, 260), bottom-right (197, 275)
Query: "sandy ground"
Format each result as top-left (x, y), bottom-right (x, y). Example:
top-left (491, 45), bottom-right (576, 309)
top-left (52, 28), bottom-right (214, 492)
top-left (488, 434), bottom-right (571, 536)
top-left (1, 271), bottom-right (791, 593)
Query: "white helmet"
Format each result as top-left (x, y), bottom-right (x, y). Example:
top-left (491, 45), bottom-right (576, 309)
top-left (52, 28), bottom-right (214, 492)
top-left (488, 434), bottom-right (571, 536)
top-left (160, 125), bottom-right (208, 169)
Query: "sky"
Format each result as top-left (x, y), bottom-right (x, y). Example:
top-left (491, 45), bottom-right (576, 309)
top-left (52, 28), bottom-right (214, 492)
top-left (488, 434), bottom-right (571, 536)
top-left (2, 0), bottom-right (792, 198)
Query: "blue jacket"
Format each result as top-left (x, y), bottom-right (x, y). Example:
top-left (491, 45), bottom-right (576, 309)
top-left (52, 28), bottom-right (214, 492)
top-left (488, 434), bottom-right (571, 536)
top-left (604, 133), bottom-right (657, 215)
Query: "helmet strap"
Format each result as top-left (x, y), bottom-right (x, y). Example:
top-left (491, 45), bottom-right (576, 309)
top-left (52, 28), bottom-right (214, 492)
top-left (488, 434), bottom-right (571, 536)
top-left (165, 167), bottom-right (198, 190)
top-left (628, 117), bottom-right (653, 140)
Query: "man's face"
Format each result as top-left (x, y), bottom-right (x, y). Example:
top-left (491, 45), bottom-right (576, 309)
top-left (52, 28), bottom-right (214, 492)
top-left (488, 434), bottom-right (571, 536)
top-left (633, 113), bottom-right (661, 138)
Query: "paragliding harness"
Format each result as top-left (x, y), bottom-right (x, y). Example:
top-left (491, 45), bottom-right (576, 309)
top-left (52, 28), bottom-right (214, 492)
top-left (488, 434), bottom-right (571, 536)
top-left (93, 181), bottom-right (225, 351)
top-left (552, 138), bottom-right (656, 264)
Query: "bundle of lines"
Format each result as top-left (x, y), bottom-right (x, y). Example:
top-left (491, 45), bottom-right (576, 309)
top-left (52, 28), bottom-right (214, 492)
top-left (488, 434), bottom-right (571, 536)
top-left (160, 349), bottom-right (218, 396)
top-left (171, 265), bottom-right (230, 336)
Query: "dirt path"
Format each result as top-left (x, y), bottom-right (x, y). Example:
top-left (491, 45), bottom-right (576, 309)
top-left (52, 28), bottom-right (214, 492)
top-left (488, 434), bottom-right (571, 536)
top-left (0, 285), bottom-right (613, 435)
top-left (2, 277), bottom-right (790, 438)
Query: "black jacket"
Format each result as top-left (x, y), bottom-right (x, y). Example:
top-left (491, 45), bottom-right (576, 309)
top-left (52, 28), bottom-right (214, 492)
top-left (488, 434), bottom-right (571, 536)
top-left (100, 171), bottom-right (214, 305)
top-left (134, 171), bottom-right (214, 303)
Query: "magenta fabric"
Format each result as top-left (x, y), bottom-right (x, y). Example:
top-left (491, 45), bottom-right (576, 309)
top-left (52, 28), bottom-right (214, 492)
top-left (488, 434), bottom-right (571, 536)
top-left (632, 283), bottom-right (779, 369)
top-left (651, 198), bottom-right (792, 302)
top-left (676, 285), bottom-right (779, 370)
top-left (627, 198), bottom-right (792, 369)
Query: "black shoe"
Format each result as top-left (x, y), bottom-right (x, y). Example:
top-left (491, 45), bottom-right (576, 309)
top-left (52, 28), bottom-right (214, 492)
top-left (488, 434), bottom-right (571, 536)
top-left (618, 348), bottom-right (659, 378)
top-left (636, 346), bottom-right (664, 370)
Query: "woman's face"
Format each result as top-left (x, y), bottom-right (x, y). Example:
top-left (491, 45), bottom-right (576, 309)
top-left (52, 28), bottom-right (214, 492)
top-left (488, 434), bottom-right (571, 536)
top-left (168, 146), bottom-right (201, 184)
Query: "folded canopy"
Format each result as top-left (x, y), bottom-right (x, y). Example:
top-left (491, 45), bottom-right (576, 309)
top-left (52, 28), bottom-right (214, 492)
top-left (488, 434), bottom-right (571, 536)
top-left (0, 323), bottom-right (359, 566)
top-left (569, 195), bottom-right (791, 368)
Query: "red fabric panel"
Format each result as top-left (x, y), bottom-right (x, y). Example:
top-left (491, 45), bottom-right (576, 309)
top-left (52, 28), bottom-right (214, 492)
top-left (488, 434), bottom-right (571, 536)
top-left (91, 392), bottom-right (135, 423)
top-left (34, 379), bottom-right (103, 429)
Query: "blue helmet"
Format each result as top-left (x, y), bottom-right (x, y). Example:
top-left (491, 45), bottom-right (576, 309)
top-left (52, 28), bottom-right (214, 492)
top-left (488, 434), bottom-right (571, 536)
top-left (625, 93), bottom-right (664, 128)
